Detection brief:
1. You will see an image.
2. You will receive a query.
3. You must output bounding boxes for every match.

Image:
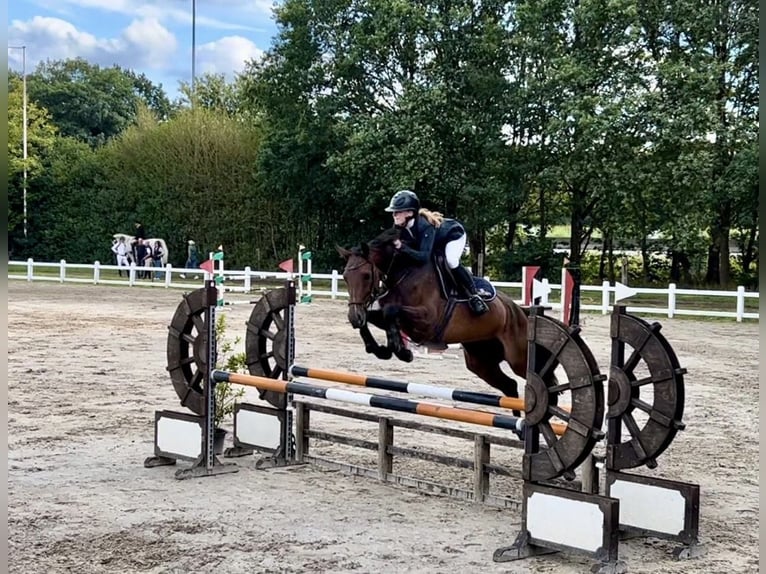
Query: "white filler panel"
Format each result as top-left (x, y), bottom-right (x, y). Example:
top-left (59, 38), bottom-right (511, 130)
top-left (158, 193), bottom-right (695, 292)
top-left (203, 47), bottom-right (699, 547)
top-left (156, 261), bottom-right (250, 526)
top-left (236, 409), bottom-right (282, 450)
top-left (157, 416), bottom-right (202, 459)
top-left (610, 478), bottom-right (685, 535)
top-left (527, 491), bottom-right (606, 552)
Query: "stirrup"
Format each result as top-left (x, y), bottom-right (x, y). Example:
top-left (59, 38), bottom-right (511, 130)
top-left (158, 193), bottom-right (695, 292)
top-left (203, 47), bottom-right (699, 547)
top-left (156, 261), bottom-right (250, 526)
top-left (468, 295), bottom-right (489, 315)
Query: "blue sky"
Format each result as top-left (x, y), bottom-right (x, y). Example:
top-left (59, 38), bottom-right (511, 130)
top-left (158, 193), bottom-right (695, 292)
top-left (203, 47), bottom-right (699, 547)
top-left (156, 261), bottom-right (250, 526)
top-left (8, 0), bottom-right (280, 99)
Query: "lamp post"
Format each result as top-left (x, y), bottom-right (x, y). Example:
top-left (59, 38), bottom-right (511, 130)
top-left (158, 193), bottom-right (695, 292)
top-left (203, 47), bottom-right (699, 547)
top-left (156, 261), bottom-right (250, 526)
top-left (191, 0), bottom-right (196, 105)
top-left (9, 45), bottom-right (27, 239)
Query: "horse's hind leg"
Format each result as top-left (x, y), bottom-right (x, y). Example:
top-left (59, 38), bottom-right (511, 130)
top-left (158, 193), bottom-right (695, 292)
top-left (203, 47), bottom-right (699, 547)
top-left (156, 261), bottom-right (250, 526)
top-left (462, 340), bottom-right (521, 417)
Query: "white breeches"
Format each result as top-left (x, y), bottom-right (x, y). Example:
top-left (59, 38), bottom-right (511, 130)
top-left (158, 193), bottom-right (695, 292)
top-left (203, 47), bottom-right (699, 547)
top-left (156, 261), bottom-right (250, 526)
top-left (444, 234), bottom-right (466, 269)
top-left (116, 254), bottom-right (129, 267)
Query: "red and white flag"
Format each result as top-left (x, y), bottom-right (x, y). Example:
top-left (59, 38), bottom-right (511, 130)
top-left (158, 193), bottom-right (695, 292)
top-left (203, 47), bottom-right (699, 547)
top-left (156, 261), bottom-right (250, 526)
top-left (278, 258), bottom-right (294, 273)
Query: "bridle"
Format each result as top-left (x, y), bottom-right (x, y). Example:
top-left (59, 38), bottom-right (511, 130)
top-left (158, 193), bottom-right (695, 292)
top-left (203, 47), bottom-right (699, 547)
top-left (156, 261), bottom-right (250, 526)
top-left (344, 258), bottom-right (383, 309)
top-left (344, 237), bottom-right (405, 311)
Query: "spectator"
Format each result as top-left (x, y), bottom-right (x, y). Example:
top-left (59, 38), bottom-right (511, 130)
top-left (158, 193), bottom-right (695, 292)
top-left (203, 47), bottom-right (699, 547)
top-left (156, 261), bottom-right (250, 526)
top-left (180, 240), bottom-right (199, 279)
top-left (111, 237), bottom-right (129, 277)
top-left (134, 239), bottom-right (149, 279)
top-left (141, 240), bottom-right (154, 279)
top-left (130, 236), bottom-right (140, 266)
top-left (152, 240), bottom-right (165, 280)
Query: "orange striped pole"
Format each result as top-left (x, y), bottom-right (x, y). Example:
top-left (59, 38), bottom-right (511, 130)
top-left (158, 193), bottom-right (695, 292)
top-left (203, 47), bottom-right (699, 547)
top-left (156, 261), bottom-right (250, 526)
top-left (290, 365), bottom-right (572, 415)
top-left (213, 370), bottom-right (567, 436)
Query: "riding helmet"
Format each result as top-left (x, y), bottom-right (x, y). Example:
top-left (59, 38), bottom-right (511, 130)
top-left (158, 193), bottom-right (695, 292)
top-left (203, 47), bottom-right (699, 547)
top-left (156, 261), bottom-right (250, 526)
top-left (385, 190), bottom-right (420, 213)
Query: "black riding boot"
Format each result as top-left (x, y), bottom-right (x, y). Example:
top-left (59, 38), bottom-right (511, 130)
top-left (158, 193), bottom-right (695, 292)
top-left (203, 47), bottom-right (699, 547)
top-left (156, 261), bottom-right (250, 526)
top-left (453, 266), bottom-right (488, 315)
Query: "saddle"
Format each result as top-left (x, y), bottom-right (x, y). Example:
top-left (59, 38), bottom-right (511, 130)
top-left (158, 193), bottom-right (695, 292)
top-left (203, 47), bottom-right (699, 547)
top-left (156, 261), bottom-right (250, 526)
top-left (433, 255), bottom-right (497, 303)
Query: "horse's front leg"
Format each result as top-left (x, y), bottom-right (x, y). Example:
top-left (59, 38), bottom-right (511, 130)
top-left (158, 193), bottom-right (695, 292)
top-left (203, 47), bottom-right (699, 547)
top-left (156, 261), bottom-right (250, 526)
top-left (382, 306), bottom-right (413, 363)
top-left (358, 322), bottom-right (392, 360)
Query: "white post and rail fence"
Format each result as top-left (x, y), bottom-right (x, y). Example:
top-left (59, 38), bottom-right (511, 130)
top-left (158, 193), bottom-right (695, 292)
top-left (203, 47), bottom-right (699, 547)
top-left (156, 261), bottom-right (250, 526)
top-left (7, 258), bottom-right (759, 322)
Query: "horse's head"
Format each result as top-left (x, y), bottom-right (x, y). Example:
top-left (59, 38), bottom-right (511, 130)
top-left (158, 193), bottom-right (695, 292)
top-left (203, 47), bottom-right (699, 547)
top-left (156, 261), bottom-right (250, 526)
top-left (337, 243), bottom-right (379, 328)
top-left (336, 228), bottom-right (401, 328)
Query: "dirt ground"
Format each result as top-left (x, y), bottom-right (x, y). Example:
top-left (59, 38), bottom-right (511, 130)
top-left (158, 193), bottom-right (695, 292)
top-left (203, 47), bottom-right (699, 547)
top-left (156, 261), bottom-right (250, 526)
top-left (7, 281), bottom-right (759, 574)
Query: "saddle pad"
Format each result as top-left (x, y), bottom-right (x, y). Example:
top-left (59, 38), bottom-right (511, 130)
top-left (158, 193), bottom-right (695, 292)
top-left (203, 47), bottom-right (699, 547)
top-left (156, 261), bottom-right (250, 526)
top-left (472, 276), bottom-right (497, 301)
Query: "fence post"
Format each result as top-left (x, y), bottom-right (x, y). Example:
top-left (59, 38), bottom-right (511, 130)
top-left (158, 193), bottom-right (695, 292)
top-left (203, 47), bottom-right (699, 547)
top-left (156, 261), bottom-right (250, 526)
top-left (244, 266), bottom-right (252, 293)
top-left (295, 402), bottom-right (309, 463)
top-left (26, 258), bottom-right (33, 282)
top-left (540, 278), bottom-right (550, 307)
top-left (165, 264), bottom-right (172, 288)
top-left (378, 417), bottom-right (394, 480)
top-left (668, 283), bottom-right (676, 318)
top-left (602, 280), bottom-right (610, 314)
top-left (129, 263), bottom-right (136, 286)
top-left (331, 269), bottom-right (338, 299)
top-left (60, 260), bottom-right (66, 283)
top-left (736, 286), bottom-right (745, 322)
top-left (94, 261), bottom-right (100, 284)
top-left (473, 434), bottom-right (490, 503)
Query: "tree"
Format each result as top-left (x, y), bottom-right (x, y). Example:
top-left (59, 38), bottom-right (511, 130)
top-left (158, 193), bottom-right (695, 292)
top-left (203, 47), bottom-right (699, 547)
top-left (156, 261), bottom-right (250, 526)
top-left (176, 73), bottom-right (252, 118)
top-left (98, 106), bottom-right (265, 268)
top-left (27, 58), bottom-right (172, 146)
top-left (242, 0), bottom-right (520, 270)
top-left (26, 136), bottom-right (108, 262)
top-left (635, 0), bottom-right (758, 286)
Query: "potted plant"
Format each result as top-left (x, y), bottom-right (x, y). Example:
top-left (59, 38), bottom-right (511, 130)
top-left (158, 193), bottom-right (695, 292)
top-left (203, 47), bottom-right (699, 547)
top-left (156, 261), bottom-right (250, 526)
top-left (213, 314), bottom-right (246, 453)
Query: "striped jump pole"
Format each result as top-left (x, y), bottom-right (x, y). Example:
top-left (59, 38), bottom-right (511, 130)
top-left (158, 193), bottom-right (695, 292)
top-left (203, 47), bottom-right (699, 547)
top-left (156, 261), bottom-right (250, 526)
top-left (212, 370), bottom-right (566, 436)
top-left (290, 365), bottom-right (571, 415)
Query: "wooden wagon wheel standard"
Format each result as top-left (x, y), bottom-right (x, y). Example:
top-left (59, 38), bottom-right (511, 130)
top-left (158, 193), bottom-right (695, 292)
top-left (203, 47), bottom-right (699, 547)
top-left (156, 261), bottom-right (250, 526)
top-left (166, 287), bottom-right (292, 414)
top-left (606, 306), bottom-right (686, 471)
top-left (245, 287), bottom-right (291, 408)
top-left (522, 309), bottom-right (607, 483)
top-left (166, 288), bottom-right (212, 416)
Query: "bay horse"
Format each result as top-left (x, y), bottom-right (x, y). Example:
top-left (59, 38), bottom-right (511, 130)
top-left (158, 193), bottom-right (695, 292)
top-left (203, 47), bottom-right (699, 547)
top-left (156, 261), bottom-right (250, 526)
top-left (337, 227), bottom-right (531, 411)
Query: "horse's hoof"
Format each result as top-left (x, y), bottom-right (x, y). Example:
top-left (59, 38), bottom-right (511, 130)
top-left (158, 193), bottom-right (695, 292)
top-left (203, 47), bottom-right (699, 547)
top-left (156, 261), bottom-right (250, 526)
top-left (396, 349), bottom-right (414, 363)
top-left (374, 348), bottom-right (393, 360)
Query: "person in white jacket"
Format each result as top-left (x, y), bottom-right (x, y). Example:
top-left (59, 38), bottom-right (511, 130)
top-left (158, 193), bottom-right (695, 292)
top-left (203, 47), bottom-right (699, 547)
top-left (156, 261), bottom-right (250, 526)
top-left (111, 236), bottom-right (130, 276)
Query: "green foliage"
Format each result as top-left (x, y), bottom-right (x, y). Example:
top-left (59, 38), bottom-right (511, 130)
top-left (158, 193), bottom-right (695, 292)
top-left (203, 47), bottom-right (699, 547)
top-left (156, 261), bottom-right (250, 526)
top-left (177, 73), bottom-right (254, 118)
top-left (214, 313), bottom-right (247, 428)
top-left (25, 136), bottom-right (109, 262)
top-left (485, 234), bottom-right (566, 281)
top-left (97, 106), bottom-right (265, 268)
top-left (577, 253), bottom-right (670, 286)
top-left (27, 58), bottom-right (171, 146)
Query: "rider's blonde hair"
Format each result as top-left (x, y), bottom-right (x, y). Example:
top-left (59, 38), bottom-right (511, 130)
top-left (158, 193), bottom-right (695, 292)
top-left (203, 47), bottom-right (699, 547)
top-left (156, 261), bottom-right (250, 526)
top-left (419, 208), bottom-right (444, 227)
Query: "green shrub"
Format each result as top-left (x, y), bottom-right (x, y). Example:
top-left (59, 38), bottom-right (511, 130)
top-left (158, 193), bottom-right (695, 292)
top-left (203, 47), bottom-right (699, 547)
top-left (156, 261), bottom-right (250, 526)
top-left (213, 313), bottom-right (247, 428)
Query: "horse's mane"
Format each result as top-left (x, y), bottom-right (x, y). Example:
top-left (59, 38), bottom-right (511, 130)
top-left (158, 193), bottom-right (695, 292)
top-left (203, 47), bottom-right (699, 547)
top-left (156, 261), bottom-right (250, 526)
top-left (368, 227), bottom-right (400, 249)
top-left (343, 227), bottom-right (401, 269)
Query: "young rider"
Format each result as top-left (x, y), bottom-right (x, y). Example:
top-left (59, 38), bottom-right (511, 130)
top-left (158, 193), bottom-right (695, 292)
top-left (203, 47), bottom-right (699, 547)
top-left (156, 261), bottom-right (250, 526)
top-left (385, 189), bottom-right (489, 315)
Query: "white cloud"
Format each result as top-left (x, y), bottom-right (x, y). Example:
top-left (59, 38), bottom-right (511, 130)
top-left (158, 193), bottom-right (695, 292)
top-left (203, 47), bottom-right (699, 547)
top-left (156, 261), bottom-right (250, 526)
top-left (196, 35), bottom-right (264, 78)
top-left (9, 15), bottom-right (178, 71)
top-left (30, 0), bottom-right (268, 31)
